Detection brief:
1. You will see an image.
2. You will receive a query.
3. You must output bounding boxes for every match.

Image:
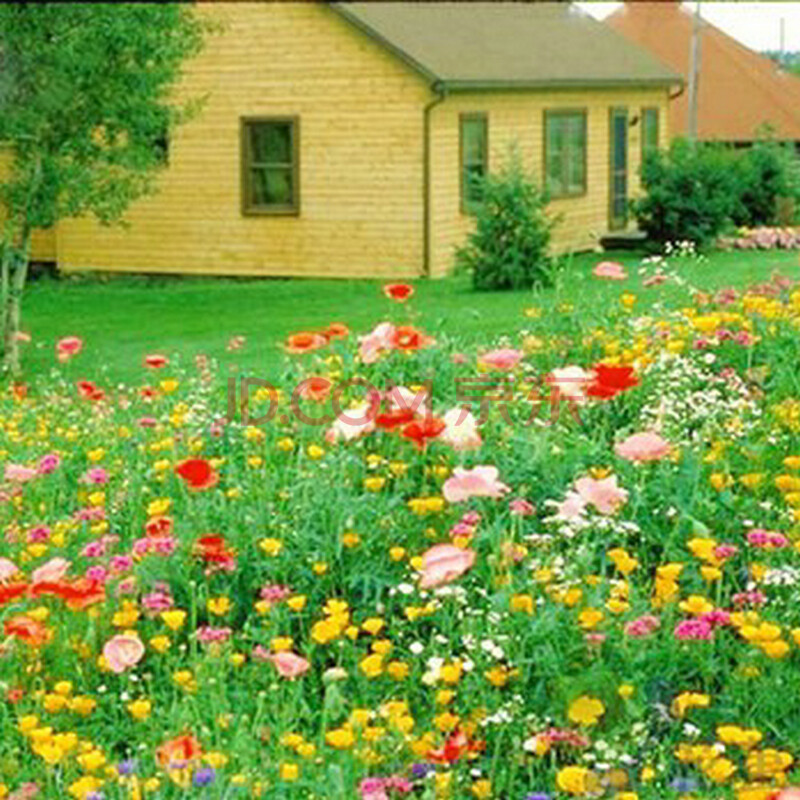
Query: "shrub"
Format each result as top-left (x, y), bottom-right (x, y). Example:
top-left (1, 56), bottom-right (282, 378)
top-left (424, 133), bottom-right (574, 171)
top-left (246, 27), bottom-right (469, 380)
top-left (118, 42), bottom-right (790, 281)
top-left (633, 139), bottom-right (739, 249)
top-left (455, 152), bottom-right (557, 291)
top-left (730, 135), bottom-right (800, 227)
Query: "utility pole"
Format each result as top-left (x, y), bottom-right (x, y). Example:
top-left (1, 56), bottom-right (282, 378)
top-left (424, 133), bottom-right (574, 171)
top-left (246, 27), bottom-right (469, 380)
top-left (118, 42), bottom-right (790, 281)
top-left (780, 17), bottom-right (786, 66)
top-left (687, 0), bottom-right (702, 144)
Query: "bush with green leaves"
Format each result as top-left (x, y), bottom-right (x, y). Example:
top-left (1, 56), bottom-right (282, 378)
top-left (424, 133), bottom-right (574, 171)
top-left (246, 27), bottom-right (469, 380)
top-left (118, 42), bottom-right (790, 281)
top-left (633, 139), bottom-right (740, 249)
top-left (731, 135), bottom-right (800, 226)
top-left (455, 154), bottom-right (557, 290)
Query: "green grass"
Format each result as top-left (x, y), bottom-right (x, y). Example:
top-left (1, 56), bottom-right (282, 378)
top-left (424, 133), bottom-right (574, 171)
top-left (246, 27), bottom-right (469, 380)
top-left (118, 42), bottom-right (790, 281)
top-left (20, 248), bottom-right (800, 382)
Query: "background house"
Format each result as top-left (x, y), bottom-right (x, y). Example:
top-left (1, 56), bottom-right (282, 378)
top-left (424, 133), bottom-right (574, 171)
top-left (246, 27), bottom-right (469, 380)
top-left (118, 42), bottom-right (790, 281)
top-left (607, 1), bottom-right (800, 147)
top-left (18, 2), bottom-right (679, 278)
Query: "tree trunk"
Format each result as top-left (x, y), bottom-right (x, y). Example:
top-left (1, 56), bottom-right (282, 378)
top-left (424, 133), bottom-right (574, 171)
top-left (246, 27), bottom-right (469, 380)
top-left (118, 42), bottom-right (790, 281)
top-left (2, 226), bottom-right (31, 376)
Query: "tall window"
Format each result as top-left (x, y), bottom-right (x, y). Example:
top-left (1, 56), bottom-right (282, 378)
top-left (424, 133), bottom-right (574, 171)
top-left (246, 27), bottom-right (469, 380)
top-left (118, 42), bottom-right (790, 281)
top-left (241, 117), bottom-right (299, 215)
top-left (460, 113), bottom-right (488, 213)
top-left (641, 107), bottom-right (660, 161)
top-left (544, 110), bottom-right (587, 198)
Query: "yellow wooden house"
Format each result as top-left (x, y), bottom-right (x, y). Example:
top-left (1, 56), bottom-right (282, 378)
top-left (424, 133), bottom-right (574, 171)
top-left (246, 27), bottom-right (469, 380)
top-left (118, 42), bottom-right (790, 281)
top-left (24, 2), bottom-right (680, 279)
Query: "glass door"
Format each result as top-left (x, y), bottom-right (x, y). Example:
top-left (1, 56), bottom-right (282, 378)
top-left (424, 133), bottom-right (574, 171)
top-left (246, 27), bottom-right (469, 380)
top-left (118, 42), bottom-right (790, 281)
top-left (609, 108), bottom-right (628, 230)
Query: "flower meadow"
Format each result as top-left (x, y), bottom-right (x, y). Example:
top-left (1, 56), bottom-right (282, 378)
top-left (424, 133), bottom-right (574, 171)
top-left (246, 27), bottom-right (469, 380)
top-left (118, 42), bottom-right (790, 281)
top-left (3, 266), bottom-right (800, 800)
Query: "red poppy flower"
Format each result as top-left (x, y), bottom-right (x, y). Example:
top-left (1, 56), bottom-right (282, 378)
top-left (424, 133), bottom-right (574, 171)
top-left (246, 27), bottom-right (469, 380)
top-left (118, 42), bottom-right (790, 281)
top-left (145, 515), bottom-right (174, 538)
top-left (297, 376), bottom-right (332, 402)
top-left (0, 582), bottom-right (29, 607)
top-left (139, 386), bottom-right (160, 400)
top-left (391, 325), bottom-right (433, 352)
top-left (29, 578), bottom-right (104, 610)
top-left (383, 283), bottom-right (414, 302)
top-left (193, 535), bottom-right (236, 570)
top-left (4, 615), bottom-right (52, 647)
top-left (156, 733), bottom-right (203, 767)
top-left (11, 383), bottom-right (28, 401)
top-left (284, 331), bottom-right (328, 354)
top-left (587, 364), bottom-right (640, 400)
top-left (375, 408), bottom-right (417, 430)
top-left (428, 729), bottom-right (485, 764)
top-left (144, 354), bottom-right (169, 369)
top-left (401, 416), bottom-right (446, 449)
top-left (325, 322), bottom-right (350, 339)
top-left (76, 380), bottom-right (105, 402)
top-left (175, 458), bottom-right (219, 492)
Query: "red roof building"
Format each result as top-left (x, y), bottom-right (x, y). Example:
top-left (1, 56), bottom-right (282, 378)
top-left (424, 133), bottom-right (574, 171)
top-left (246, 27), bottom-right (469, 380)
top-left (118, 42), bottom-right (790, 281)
top-left (607, 1), bottom-right (800, 143)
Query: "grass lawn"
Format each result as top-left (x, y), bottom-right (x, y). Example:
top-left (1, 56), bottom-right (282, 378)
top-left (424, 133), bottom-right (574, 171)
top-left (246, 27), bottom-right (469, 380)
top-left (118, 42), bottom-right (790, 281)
top-left (20, 248), bottom-right (800, 382)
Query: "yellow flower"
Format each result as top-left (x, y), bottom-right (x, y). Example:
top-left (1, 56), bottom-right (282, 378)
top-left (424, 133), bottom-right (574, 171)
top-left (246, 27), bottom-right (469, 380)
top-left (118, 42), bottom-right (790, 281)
top-left (386, 661), bottom-right (410, 681)
top-left (671, 691), bottom-right (710, 718)
top-left (342, 532), bottom-right (361, 548)
top-left (510, 594), bottom-right (534, 614)
top-left (359, 653), bottom-right (384, 678)
top-left (207, 596), bottom-right (232, 616)
top-left (556, 765), bottom-right (595, 795)
top-left (578, 607), bottom-right (604, 630)
top-left (618, 684), bottom-right (635, 699)
top-left (325, 727), bottom-right (355, 749)
top-left (679, 595), bottom-right (715, 616)
top-left (127, 698), bottom-right (151, 721)
top-left (160, 610), bottom-right (186, 631)
top-left (280, 763), bottom-right (299, 781)
top-left (471, 779), bottom-right (492, 799)
top-left (568, 695), bottom-right (605, 726)
top-left (306, 444), bottom-right (325, 460)
top-left (259, 537), bottom-right (283, 556)
top-left (703, 757), bottom-right (737, 783)
top-left (286, 595), bottom-right (307, 612)
top-left (363, 476), bottom-right (386, 492)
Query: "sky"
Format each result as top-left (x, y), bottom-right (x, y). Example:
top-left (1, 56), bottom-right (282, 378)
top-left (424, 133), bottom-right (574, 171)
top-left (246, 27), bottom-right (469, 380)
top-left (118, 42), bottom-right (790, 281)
top-left (577, 2), bottom-right (800, 53)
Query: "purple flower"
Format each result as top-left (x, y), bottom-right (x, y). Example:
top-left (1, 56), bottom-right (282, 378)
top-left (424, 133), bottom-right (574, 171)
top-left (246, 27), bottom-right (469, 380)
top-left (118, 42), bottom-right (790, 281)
top-left (410, 763), bottom-right (434, 779)
top-left (117, 759), bottom-right (138, 776)
top-left (193, 767), bottom-right (216, 787)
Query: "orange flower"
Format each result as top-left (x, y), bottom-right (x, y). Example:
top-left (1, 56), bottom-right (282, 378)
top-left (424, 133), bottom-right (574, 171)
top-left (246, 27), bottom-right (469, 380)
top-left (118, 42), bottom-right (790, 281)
top-left (284, 331), bottom-right (328, 354)
top-left (156, 733), bottom-right (203, 767)
top-left (325, 322), bottom-right (350, 339)
top-left (297, 376), bottom-right (332, 402)
top-left (4, 615), bottom-right (52, 647)
top-left (143, 353), bottom-right (169, 369)
top-left (392, 325), bottom-right (434, 353)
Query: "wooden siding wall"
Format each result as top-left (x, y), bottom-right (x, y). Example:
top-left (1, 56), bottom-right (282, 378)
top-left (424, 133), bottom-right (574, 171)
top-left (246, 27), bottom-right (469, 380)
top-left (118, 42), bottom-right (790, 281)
top-left (57, 3), bottom-right (431, 278)
top-left (429, 88), bottom-right (670, 278)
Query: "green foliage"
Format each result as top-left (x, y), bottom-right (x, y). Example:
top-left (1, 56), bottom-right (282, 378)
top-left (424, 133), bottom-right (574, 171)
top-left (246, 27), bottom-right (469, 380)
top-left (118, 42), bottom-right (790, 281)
top-left (0, 3), bottom-right (207, 372)
top-left (635, 135), bottom-right (800, 248)
top-left (455, 152), bottom-right (557, 291)
top-left (730, 135), bottom-right (800, 226)
top-left (633, 139), bottom-right (739, 249)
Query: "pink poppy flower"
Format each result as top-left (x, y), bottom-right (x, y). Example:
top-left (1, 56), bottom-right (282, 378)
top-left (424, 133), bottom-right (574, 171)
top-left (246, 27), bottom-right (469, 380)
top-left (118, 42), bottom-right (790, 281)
top-left (614, 431), bottom-right (671, 463)
top-left (593, 261), bottom-right (627, 280)
top-left (477, 348), bottom-right (523, 371)
top-left (439, 408), bottom-right (481, 451)
top-left (4, 464), bottom-right (37, 483)
top-left (574, 475), bottom-right (628, 515)
top-left (418, 544), bottom-right (476, 589)
top-left (358, 322), bottom-right (396, 364)
top-left (550, 492), bottom-right (587, 521)
top-left (546, 366), bottom-right (594, 402)
top-left (56, 336), bottom-right (83, 362)
top-left (775, 788), bottom-right (800, 799)
top-left (36, 453), bottom-right (61, 475)
top-left (326, 399), bottom-right (378, 443)
top-left (263, 650), bottom-right (310, 680)
top-left (103, 634), bottom-right (145, 673)
top-left (0, 558), bottom-right (19, 582)
top-left (442, 466), bottom-right (510, 503)
top-left (674, 619), bottom-right (714, 641)
top-left (31, 557), bottom-right (71, 585)
top-left (509, 498), bottom-right (535, 517)
top-left (625, 615), bottom-right (661, 638)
